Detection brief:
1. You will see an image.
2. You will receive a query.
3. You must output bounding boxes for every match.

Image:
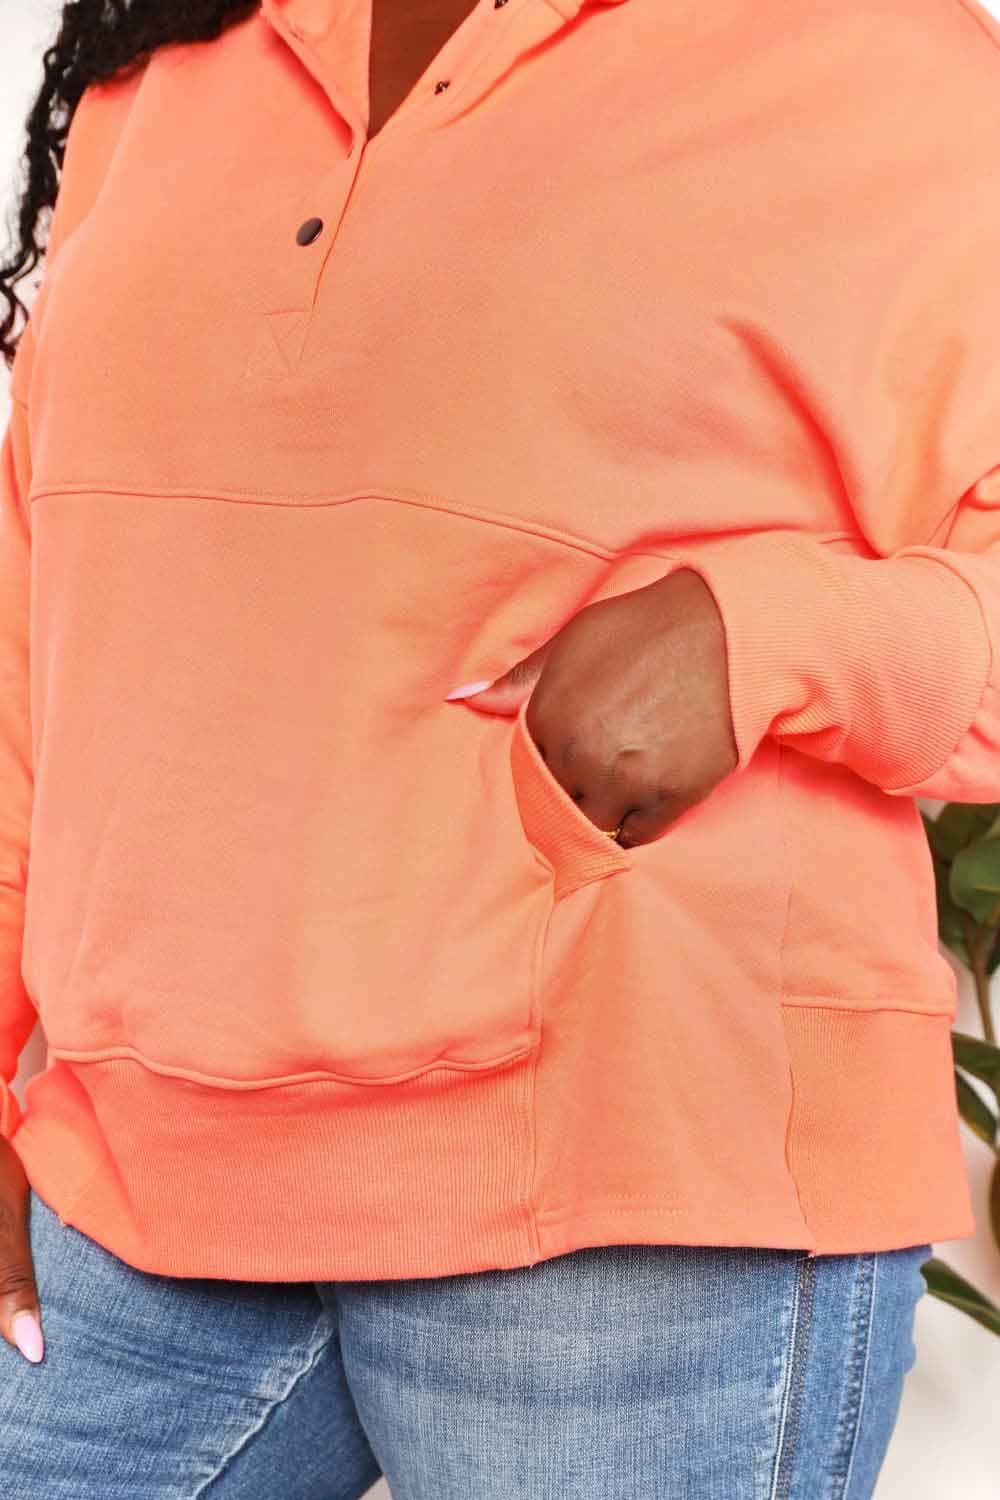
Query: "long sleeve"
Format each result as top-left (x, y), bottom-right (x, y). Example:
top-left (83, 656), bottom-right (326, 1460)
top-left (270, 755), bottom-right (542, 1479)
top-left (658, 5), bottom-right (1000, 806)
top-left (0, 372), bottom-right (37, 1141)
top-left (0, 76), bottom-right (139, 1141)
top-left (665, 505), bottom-right (1000, 801)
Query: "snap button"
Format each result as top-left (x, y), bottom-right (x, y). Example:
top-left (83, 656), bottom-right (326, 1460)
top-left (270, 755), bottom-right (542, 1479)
top-left (434, 80), bottom-right (451, 93)
top-left (296, 217), bottom-right (323, 245)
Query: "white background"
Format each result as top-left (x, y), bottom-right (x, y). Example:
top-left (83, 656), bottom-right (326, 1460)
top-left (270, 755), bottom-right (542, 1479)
top-left (2, 3), bottom-right (998, 1495)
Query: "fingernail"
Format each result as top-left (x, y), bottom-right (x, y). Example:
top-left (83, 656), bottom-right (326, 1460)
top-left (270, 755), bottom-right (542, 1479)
top-left (12, 1310), bottom-right (44, 1363)
top-left (444, 679), bottom-right (494, 701)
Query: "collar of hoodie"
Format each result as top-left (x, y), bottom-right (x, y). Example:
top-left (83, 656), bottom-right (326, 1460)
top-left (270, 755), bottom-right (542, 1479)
top-left (260, 0), bottom-right (632, 47)
top-left (258, 0), bottom-right (634, 152)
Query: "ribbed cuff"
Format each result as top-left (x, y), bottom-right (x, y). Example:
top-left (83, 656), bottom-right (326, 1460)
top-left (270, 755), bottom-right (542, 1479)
top-left (664, 532), bottom-right (991, 788)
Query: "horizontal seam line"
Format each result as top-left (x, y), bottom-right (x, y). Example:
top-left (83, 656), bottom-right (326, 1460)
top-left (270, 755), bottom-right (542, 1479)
top-left (48, 1041), bottom-right (537, 1088)
top-left (25, 491), bottom-right (868, 567)
top-left (27, 484), bottom-right (633, 558)
top-left (779, 998), bottom-right (953, 1016)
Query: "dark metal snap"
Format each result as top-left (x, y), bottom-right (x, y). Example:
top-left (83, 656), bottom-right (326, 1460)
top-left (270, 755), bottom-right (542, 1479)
top-left (296, 217), bottom-right (323, 246)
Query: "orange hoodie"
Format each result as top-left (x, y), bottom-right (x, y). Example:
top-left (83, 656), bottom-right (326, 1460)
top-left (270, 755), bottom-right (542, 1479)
top-left (3, 0), bottom-right (999, 1280)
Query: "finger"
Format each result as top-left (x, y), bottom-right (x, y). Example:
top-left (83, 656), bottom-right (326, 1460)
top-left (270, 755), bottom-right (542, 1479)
top-left (571, 769), bottom-right (689, 844)
top-left (531, 727), bottom-right (654, 838)
top-left (609, 782), bottom-right (707, 844)
top-left (447, 642), bottom-right (551, 716)
top-left (583, 798), bottom-right (665, 844)
top-left (0, 1145), bottom-right (44, 1363)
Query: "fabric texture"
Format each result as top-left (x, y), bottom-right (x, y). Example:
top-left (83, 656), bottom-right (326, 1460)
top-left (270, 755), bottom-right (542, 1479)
top-left (2, 0), bottom-right (1000, 1275)
top-left (0, 1184), bottom-right (932, 1498)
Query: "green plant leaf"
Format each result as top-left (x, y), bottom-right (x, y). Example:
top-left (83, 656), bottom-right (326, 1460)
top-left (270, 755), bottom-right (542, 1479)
top-left (931, 849), bottom-right (971, 967)
top-left (988, 930), bottom-right (1000, 978)
top-left (922, 808), bottom-right (950, 859)
top-left (925, 804), bottom-right (1000, 861)
top-left (921, 1256), bottom-right (1000, 1336)
top-left (951, 825), bottom-right (1000, 924)
top-left (955, 1069), bottom-right (998, 1147)
top-left (951, 1032), bottom-right (1000, 1110)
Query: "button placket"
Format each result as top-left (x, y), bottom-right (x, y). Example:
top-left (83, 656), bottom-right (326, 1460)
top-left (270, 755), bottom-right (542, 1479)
top-left (425, 0), bottom-right (512, 109)
top-left (249, 0), bottom-right (592, 381)
top-left (351, 0), bottom-right (518, 155)
top-left (242, 148), bottom-right (365, 383)
top-left (383, 0), bottom-right (572, 148)
top-left (257, 0), bottom-right (522, 359)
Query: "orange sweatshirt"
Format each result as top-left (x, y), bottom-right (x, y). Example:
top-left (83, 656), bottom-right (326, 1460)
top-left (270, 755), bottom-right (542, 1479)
top-left (2, 0), bottom-right (999, 1280)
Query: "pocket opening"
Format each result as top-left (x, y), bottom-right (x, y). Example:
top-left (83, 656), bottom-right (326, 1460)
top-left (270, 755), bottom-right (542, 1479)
top-left (509, 698), bottom-right (631, 900)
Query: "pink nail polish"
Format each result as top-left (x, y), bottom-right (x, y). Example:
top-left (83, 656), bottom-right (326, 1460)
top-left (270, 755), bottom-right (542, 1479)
top-left (444, 678), bottom-right (494, 701)
top-left (12, 1310), bottom-right (44, 1363)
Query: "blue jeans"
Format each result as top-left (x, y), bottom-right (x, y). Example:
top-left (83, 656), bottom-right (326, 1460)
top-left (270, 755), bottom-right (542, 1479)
top-left (0, 1184), bottom-right (930, 1498)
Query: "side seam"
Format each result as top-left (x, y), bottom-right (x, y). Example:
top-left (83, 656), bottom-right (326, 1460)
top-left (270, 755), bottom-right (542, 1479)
top-left (775, 740), bottom-right (815, 1249)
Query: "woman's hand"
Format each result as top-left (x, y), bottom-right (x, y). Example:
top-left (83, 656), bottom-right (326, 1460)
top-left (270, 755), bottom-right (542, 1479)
top-left (446, 569), bottom-right (738, 845)
top-left (0, 1138), bottom-right (44, 1362)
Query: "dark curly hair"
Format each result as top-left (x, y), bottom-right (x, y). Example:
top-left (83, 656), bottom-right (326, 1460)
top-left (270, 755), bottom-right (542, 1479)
top-left (1, 0), bottom-right (259, 371)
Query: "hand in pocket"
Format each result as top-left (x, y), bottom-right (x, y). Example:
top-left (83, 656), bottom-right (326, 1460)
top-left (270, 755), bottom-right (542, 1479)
top-left (447, 568), bottom-right (738, 846)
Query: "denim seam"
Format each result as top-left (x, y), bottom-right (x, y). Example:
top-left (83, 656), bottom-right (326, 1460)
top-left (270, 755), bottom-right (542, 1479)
top-left (191, 1317), bottom-right (338, 1498)
top-left (770, 1254), bottom-right (817, 1500)
top-left (841, 1253), bottom-right (877, 1498)
top-left (830, 1252), bottom-right (878, 1499)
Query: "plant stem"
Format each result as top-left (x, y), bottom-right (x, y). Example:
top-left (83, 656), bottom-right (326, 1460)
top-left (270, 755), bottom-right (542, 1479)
top-left (962, 912), bottom-right (998, 1044)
